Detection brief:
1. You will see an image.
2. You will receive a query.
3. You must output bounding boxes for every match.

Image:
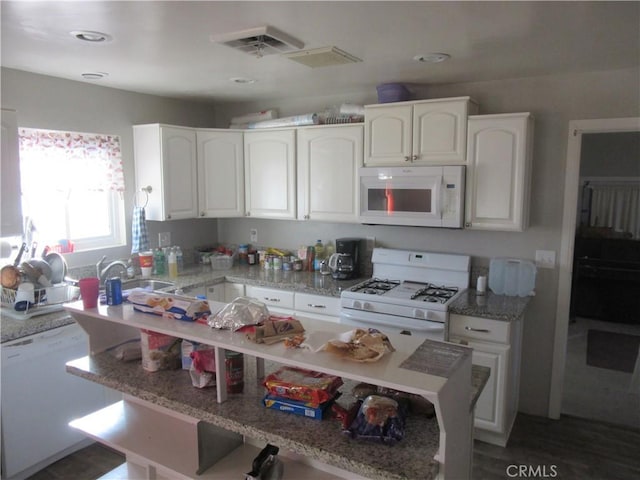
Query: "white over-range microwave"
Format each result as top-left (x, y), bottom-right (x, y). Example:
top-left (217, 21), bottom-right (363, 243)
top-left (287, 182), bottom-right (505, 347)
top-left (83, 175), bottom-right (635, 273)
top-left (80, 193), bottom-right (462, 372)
top-left (358, 165), bottom-right (465, 228)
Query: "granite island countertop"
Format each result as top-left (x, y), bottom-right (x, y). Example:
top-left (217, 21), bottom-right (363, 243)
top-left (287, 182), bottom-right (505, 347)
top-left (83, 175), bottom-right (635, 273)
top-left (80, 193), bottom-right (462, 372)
top-left (449, 289), bottom-right (532, 321)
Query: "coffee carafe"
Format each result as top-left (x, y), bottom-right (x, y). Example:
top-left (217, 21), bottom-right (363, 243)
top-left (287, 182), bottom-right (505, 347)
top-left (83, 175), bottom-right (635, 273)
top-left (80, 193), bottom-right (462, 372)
top-left (327, 253), bottom-right (355, 280)
top-left (330, 238), bottom-right (363, 280)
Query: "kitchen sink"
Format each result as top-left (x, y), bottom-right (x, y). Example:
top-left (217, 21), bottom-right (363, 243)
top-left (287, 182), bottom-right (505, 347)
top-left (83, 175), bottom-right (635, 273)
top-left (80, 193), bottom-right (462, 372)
top-left (120, 279), bottom-right (175, 291)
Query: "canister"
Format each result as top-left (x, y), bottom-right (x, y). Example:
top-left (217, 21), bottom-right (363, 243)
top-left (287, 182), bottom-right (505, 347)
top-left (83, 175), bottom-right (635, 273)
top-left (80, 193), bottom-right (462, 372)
top-left (225, 351), bottom-right (244, 393)
top-left (105, 277), bottom-right (123, 305)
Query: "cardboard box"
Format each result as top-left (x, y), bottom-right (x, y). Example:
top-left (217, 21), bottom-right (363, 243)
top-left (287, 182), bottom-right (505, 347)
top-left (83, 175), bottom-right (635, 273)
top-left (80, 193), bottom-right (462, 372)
top-left (262, 394), bottom-right (333, 420)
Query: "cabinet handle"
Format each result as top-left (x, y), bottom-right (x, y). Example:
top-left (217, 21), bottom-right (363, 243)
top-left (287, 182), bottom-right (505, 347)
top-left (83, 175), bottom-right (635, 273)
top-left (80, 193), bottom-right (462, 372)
top-left (200, 212), bottom-right (206, 217)
top-left (404, 156), bottom-right (411, 162)
top-left (265, 297), bottom-right (280, 302)
top-left (307, 303), bottom-right (326, 309)
top-left (304, 214), bottom-right (310, 220)
top-left (465, 222), bottom-right (472, 228)
top-left (411, 155), bottom-right (419, 161)
top-left (465, 326), bottom-right (490, 333)
top-left (246, 211), bottom-right (251, 216)
top-left (167, 214), bottom-right (171, 219)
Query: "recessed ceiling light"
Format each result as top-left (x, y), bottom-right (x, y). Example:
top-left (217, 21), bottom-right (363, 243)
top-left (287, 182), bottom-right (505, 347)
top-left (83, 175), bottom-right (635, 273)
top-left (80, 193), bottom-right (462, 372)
top-left (413, 53), bottom-right (450, 64)
top-left (70, 30), bottom-right (112, 42)
top-left (81, 72), bottom-right (108, 80)
top-left (230, 77), bottom-right (256, 84)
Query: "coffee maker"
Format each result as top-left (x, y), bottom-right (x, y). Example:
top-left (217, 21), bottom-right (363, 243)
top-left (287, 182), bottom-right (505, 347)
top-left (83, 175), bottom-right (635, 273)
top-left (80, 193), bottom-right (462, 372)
top-left (330, 238), bottom-right (364, 280)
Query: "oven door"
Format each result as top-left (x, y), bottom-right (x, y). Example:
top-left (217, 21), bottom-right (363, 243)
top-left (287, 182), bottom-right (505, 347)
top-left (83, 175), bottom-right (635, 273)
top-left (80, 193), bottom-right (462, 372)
top-left (339, 309), bottom-right (445, 341)
top-left (358, 165), bottom-right (464, 228)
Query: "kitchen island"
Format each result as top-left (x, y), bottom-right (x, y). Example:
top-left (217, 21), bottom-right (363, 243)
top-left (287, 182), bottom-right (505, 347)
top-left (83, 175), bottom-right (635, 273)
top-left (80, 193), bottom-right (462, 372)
top-left (65, 299), bottom-right (479, 480)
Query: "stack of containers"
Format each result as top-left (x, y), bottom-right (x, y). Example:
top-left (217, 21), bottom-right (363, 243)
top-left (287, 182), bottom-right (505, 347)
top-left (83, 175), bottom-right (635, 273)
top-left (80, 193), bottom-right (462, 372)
top-left (262, 366), bottom-right (343, 420)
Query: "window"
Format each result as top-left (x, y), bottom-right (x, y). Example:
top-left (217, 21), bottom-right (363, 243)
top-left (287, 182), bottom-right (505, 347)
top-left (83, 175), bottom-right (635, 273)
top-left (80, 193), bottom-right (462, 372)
top-left (18, 128), bottom-right (126, 253)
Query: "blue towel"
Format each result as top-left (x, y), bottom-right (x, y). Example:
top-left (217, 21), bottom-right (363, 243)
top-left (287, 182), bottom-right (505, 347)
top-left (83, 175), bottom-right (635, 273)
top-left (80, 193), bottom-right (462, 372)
top-left (131, 206), bottom-right (150, 254)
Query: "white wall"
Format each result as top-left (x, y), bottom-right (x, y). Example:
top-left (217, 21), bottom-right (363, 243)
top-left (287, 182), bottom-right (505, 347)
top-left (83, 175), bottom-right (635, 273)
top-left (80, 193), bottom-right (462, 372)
top-left (215, 67), bottom-right (640, 416)
top-left (1, 67), bottom-right (220, 268)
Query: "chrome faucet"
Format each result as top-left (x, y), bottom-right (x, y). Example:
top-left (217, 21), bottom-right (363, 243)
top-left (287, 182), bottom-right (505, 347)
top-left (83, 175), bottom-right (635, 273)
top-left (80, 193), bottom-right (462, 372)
top-left (97, 255), bottom-right (129, 285)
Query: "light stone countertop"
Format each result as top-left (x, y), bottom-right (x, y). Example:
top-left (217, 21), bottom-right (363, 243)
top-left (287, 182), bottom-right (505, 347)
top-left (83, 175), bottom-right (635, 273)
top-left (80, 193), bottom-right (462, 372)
top-left (2, 265), bottom-right (529, 343)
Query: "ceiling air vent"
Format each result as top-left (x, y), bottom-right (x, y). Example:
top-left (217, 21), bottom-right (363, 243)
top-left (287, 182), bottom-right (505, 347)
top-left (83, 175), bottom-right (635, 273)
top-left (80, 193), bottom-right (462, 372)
top-left (285, 46), bottom-right (362, 68)
top-left (211, 26), bottom-right (304, 58)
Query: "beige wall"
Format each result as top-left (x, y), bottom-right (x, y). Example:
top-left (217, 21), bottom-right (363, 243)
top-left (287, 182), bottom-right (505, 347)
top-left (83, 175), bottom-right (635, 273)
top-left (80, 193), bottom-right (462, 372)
top-left (2, 65), bottom-right (639, 416)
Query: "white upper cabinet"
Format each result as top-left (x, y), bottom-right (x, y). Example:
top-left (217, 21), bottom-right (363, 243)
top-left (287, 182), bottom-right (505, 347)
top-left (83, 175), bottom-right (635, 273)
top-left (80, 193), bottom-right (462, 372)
top-left (134, 124), bottom-right (198, 221)
top-left (297, 125), bottom-right (363, 223)
top-left (465, 113), bottom-right (534, 232)
top-left (1, 109), bottom-right (23, 237)
top-left (196, 130), bottom-right (244, 218)
top-left (364, 97), bottom-right (478, 165)
top-left (244, 129), bottom-right (296, 219)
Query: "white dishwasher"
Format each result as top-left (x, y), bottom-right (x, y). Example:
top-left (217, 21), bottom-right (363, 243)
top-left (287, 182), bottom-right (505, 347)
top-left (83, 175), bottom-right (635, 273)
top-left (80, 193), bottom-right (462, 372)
top-left (1, 323), bottom-right (117, 479)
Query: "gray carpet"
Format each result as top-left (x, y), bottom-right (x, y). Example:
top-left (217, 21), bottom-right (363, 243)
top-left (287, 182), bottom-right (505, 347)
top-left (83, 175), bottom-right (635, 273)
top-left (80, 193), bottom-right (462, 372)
top-left (586, 329), bottom-right (640, 373)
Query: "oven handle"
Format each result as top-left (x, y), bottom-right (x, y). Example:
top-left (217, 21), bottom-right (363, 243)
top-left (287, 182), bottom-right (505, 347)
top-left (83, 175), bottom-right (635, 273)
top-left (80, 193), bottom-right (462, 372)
top-left (340, 310), bottom-right (445, 333)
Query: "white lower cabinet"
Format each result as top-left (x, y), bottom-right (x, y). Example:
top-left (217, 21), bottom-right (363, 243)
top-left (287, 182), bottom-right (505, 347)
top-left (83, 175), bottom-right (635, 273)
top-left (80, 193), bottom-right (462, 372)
top-left (294, 292), bottom-right (340, 323)
top-left (245, 285), bottom-right (295, 316)
top-left (244, 286), bottom-right (340, 323)
top-left (449, 313), bottom-right (523, 447)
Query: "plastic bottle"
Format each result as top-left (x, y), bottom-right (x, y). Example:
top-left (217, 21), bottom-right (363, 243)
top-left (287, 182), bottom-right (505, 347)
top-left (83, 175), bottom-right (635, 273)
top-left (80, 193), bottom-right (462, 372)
top-left (168, 249), bottom-right (178, 279)
top-left (153, 248), bottom-right (165, 275)
top-left (175, 246), bottom-right (184, 273)
top-left (314, 240), bottom-right (325, 271)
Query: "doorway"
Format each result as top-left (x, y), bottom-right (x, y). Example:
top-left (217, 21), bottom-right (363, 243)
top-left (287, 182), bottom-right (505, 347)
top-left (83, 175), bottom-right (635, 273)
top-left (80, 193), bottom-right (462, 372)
top-left (550, 118), bottom-right (640, 427)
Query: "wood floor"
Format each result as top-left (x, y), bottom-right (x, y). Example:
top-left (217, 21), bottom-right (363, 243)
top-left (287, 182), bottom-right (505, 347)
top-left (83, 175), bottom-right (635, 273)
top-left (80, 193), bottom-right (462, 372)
top-left (27, 413), bottom-right (640, 480)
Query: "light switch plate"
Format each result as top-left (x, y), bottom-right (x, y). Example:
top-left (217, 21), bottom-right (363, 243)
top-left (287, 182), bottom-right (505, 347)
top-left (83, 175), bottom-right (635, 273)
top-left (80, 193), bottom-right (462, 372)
top-left (535, 250), bottom-right (556, 269)
top-left (250, 228), bottom-right (258, 243)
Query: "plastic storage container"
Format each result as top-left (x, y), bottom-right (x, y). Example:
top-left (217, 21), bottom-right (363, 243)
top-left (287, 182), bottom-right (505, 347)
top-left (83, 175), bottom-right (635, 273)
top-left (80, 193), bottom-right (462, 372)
top-left (488, 258), bottom-right (537, 297)
top-left (376, 83), bottom-right (410, 103)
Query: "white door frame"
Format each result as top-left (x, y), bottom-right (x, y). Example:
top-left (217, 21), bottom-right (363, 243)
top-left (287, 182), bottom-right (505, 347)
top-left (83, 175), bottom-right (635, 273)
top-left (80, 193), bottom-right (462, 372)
top-left (549, 116), bottom-right (640, 418)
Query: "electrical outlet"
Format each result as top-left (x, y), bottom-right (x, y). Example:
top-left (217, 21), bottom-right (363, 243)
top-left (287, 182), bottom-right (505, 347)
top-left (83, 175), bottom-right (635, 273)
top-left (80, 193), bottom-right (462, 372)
top-left (535, 250), bottom-right (556, 269)
top-left (366, 236), bottom-right (376, 250)
top-left (158, 232), bottom-right (171, 247)
top-left (250, 228), bottom-right (258, 243)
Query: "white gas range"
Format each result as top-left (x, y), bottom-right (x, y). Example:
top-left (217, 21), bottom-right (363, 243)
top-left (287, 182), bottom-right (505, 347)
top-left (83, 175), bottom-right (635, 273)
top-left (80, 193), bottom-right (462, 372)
top-left (339, 248), bottom-right (470, 340)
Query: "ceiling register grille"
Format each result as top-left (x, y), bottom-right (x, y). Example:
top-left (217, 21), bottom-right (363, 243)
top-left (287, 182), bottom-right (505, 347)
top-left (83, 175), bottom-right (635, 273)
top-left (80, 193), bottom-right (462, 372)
top-left (211, 26), bottom-right (304, 57)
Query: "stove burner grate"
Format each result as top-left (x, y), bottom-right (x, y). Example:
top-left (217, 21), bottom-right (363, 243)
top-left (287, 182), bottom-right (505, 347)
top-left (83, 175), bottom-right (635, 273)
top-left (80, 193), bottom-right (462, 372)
top-left (351, 278), bottom-right (400, 294)
top-left (410, 284), bottom-right (459, 301)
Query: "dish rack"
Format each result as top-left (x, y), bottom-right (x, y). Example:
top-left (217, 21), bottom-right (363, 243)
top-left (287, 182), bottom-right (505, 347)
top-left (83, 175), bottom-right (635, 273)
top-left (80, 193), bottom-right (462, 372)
top-left (0, 284), bottom-right (80, 308)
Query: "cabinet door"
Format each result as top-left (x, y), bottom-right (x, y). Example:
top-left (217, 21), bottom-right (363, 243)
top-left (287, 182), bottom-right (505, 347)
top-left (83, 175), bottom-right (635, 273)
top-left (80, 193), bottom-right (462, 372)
top-left (294, 292), bottom-right (341, 318)
top-left (245, 285), bottom-right (294, 315)
top-left (134, 125), bottom-right (198, 221)
top-left (244, 130), bottom-right (296, 219)
top-left (1, 109), bottom-right (23, 236)
top-left (297, 125), bottom-right (363, 222)
top-left (161, 127), bottom-right (198, 220)
top-left (197, 130), bottom-right (244, 218)
top-left (452, 337), bottom-right (509, 433)
top-left (465, 113), bottom-right (533, 231)
top-left (206, 284), bottom-right (225, 302)
top-left (364, 104), bottom-right (412, 165)
top-left (412, 99), bottom-right (472, 165)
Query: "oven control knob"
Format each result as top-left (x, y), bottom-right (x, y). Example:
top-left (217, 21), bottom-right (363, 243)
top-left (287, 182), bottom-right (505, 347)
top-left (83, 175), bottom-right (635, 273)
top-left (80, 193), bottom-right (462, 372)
top-left (363, 302), bottom-right (373, 311)
top-left (352, 300), bottom-right (362, 309)
top-left (413, 309), bottom-right (425, 319)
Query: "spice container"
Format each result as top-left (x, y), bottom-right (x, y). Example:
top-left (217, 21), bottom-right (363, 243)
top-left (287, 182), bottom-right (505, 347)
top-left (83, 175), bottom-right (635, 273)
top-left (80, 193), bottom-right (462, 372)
top-left (238, 244), bottom-right (249, 265)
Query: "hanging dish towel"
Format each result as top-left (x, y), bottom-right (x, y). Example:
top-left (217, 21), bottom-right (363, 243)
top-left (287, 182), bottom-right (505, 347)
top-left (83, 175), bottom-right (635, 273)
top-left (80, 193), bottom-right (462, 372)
top-left (131, 206), bottom-right (150, 254)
